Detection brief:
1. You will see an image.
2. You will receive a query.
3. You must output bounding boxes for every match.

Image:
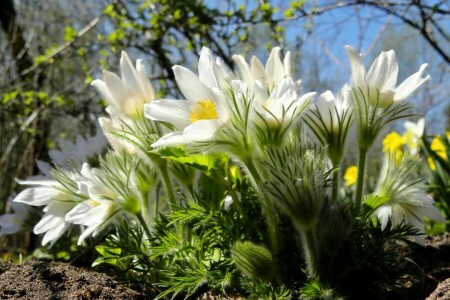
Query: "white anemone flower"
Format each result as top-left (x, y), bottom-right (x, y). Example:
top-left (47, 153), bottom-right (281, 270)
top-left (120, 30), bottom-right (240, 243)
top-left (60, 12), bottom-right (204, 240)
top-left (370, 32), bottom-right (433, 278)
top-left (66, 163), bottom-right (120, 245)
top-left (308, 85), bottom-right (352, 135)
top-left (46, 126), bottom-right (107, 168)
top-left (145, 47), bottom-right (232, 147)
top-left (403, 118), bottom-right (425, 155)
top-left (92, 51), bottom-right (155, 119)
top-left (305, 85), bottom-right (353, 164)
top-left (232, 47), bottom-right (293, 91)
top-left (370, 154), bottom-right (444, 244)
top-left (252, 77), bottom-right (315, 126)
top-left (0, 201), bottom-right (30, 235)
top-left (345, 46), bottom-right (430, 108)
top-left (12, 177), bottom-right (80, 246)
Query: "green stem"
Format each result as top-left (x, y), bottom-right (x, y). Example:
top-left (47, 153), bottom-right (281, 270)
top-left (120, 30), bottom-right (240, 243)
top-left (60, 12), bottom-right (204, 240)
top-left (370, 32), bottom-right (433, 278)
top-left (355, 148), bottom-right (367, 209)
top-left (331, 167), bottom-right (339, 201)
top-left (136, 212), bottom-right (152, 239)
top-left (244, 160), bottom-right (279, 259)
top-left (227, 186), bottom-right (245, 216)
top-left (159, 164), bottom-right (177, 208)
top-left (300, 227), bottom-right (319, 278)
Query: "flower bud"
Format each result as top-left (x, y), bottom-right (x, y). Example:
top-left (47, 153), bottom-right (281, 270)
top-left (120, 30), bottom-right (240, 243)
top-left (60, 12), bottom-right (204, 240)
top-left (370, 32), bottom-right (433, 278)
top-left (231, 241), bottom-right (275, 282)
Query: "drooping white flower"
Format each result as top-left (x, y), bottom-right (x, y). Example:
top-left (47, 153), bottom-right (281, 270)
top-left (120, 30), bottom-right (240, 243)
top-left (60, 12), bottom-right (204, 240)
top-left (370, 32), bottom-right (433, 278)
top-left (0, 201), bottom-right (30, 235)
top-left (12, 175), bottom-right (81, 246)
top-left (145, 47), bottom-right (232, 147)
top-left (370, 154), bottom-right (444, 244)
top-left (232, 47), bottom-right (293, 91)
top-left (403, 118), bottom-right (425, 155)
top-left (66, 163), bottom-right (121, 245)
top-left (345, 46), bottom-right (430, 108)
top-left (92, 51), bottom-right (155, 119)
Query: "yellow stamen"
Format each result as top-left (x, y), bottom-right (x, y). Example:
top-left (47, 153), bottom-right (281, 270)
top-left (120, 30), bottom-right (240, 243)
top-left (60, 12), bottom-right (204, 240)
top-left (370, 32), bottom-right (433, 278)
top-left (190, 99), bottom-right (218, 123)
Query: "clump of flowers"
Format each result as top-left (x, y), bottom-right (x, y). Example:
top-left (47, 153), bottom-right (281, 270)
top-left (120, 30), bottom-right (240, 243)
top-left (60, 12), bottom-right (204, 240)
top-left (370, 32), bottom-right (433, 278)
top-left (1, 45), bottom-right (445, 299)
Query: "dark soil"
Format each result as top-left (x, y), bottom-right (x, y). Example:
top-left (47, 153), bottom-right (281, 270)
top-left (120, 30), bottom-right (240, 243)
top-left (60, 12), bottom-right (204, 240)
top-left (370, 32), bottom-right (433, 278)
top-left (0, 259), bottom-right (147, 300)
top-left (0, 233), bottom-right (449, 299)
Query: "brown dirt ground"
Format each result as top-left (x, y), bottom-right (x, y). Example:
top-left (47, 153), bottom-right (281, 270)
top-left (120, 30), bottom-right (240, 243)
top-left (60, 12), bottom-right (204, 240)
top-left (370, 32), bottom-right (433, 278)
top-left (0, 259), bottom-right (148, 300)
top-left (0, 233), bottom-right (449, 300)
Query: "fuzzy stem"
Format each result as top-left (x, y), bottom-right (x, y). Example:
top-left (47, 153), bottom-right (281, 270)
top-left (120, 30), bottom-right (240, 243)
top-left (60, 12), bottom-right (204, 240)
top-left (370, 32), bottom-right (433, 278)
top-left (136, 212), bottom-right (152, 239)
top-left (331, 168), bottom-right (339, 201)
top-left (244, 160), bottom-right (279, 260)
top-left (300, 227), bottom-right (319, 278)
top-left (159, 164), bottom-right (177, 208)
top-left (355, 148), bottom-right (367, 209)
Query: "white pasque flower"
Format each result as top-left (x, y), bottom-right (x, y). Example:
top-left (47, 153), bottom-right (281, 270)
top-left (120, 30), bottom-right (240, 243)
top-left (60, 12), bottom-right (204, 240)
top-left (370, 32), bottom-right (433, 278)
top-left (307, 85), bottom-right (352, 135)
top-left (232, 46), bottom-right (293, 91)
top-left (92, 51), bottom-right (155, 119)
top-left (0, 201), bottom-right (30, 235)
top-left (403, 118), bottom-right (425, 155)
top-left (145, 47), bottom-right (232, 147)
top-left (47, 125), bottom-right (107, 167)
top-left (304, 85), bottom-right (352, 164)
top-left (252, 77), bottom-right (315, 126)
top-left (12, 176), bottom-right (80, 246)
top-left (345, 46), bottom-right (430, 108)
top-left (66, 163), bottom-right (119, 245)
top-left (371, 154), bottom-right (444, 244)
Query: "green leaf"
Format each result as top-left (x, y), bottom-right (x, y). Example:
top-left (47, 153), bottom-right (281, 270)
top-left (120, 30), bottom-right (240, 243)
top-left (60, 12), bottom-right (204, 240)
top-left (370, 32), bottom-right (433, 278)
top-left (64, 26), bottom-right (78, 42)
top-left (157, 147), bottom-right (227, 174)
top-left (364, 194), bottom-right (389, 210)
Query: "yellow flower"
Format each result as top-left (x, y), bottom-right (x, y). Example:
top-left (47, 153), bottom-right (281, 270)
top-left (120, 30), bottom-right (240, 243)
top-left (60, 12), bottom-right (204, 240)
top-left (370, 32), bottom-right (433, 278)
top-left (428, 157), bottom-right (436, 171)
top-left (344, 166), bottom-right (358, 187)
top-left (383, 132), bottom-right (404, 153)
top-left (394, 150), bottom-right (404, 165)
top-left (431, 137), bottom-right (448, 161)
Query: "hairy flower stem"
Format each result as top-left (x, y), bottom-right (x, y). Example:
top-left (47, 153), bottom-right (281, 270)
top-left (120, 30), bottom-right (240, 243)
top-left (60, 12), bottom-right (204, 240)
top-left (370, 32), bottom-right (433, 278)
top-left (159, 164), bottom-right (177, 209)
top-left (136, 212), bottom-right (152, 239)
top-left (331, 168), bottom-right (339, 201)
top-left (244, 160), bottom-right (279, 263)
top-left (299, 227), bottom-right (319, 278)
top-left (355, 148), bottom-right (368, 209)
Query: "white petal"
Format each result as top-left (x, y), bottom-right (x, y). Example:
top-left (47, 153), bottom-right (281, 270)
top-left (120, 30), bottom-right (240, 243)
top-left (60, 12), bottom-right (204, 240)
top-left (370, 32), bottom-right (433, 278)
top-left (232, 54), bottom-right (251, 83)
top-left (65, 201), bottom-right (92, 224)
top-left (283, 51), bottom-right (291, 77)
top-left (144, 99), bottom-right (191, 129)
top-left (136, 59), bottom-right (155, 102)
top-left (394, 64), bottom-right (430, 101)
top-left (91, 79), bottom-right (116, 108)
top-left (120, 51), bottom-right (145, 100)
top-left (374, 205), bottom-right (392, 230)
top-left (41, 221), bottom-right (69, 246)
top-left (420, 205), bottom-right (445, 223)
top-left (198, 47), bottom-right (219, 88)
top-left (102, 70), bottom-right (134, 112)
top-left (152, 132), bottom-right (187, 148)
top-left (366, 50), bottom-right (398, 91)
top-left (183, 119), bottom-right (220, 142)
top-left (0, 214), bottom-right (22, 235)
top-left (265, 47), bottom-right (283, 87)
top-left (173, 66), bottom-right (213, 104)
top-left (250, 81), bottom-right (266, 105)
top-left (13, 187), bottom-right (58, 206)
top-left (35, 160), bottom-right (52, 177)
top-left (250, 56), bottom-right (266, 84)
top-left (34, 212), bottom-right (65, 234)
top-left (345, 46), bottom-right (366, 88)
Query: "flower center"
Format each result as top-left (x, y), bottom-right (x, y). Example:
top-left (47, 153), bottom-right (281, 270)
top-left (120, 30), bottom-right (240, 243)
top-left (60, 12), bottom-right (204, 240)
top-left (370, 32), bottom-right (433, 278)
top-left (190, 99), bottom-right (218, 123)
